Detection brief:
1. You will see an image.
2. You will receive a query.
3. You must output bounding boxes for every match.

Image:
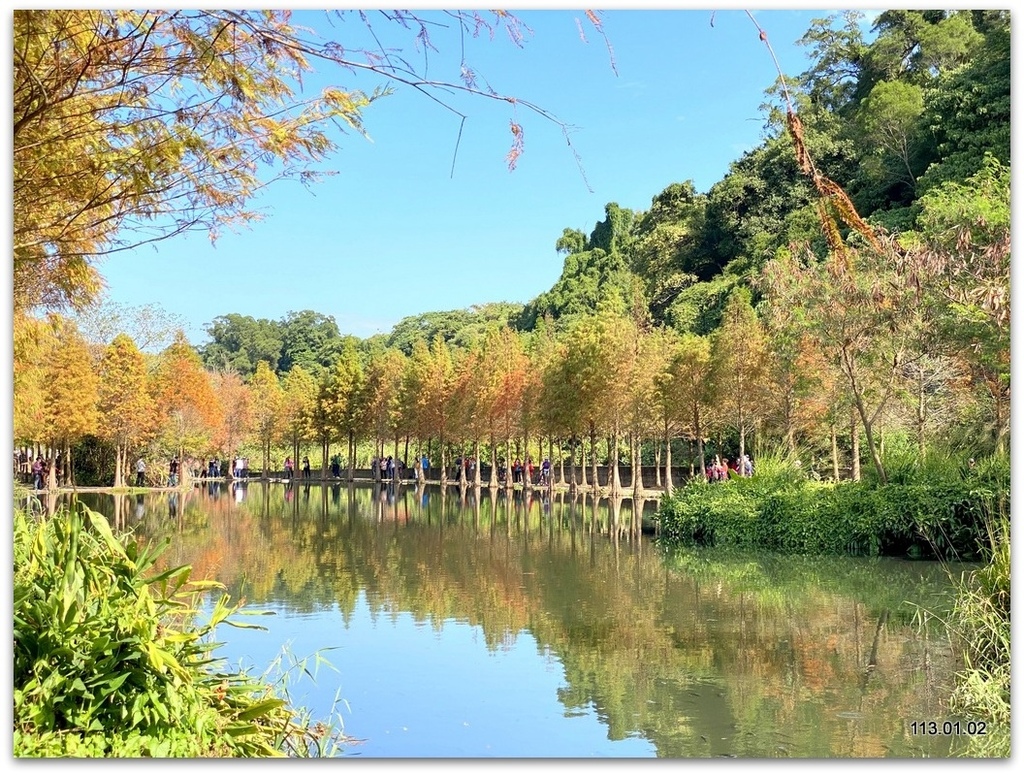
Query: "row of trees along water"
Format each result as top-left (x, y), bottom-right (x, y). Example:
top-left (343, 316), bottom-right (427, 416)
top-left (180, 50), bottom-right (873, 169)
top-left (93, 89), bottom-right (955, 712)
top-left (13, 10), bottom-right (1008, 495)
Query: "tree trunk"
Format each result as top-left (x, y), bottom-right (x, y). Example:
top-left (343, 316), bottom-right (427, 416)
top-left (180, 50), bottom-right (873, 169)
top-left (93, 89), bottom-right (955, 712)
top-left (654, 440), bottom-right (662, 488)
top-left (628, 433), bottom-right (637, 492)
top-left (916, 369), bottom-right (927, 463)
top-left (504, 438), bottom-right (512, 491)
top-left (830, 423), bottom-right (840, 481)
top-left (694, 402), bottom-right (706, 478)
top-left (737, 406), bottom-right (746, 476)
top-left (577, 438), bottom-right (586, 488)
top-left (114, 443), bottom-right (124, 488)
top-left (568, 437), bottom-right (578, 492)
top-left (852, 394), bottom-right (886, 483)
top-left (589, 427), bottom-right (598, 492)
top-left (663, 422), bottom-right (673, 495)
top-left (46, 442), bottom-right (58, 491)
top-left (473, 439), bottom-right (482, 487)
top-left (610, 427), bottom-right (622, 495)
top-left (632, 433), bottom-right (643, 499)
top-left (489, 434), bottom-right (499, 488)
top-left (850, 406), bottom-right (862, 482)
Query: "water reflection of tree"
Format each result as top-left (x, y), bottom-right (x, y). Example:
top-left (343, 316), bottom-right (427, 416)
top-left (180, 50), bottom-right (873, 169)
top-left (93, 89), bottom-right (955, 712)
top-left (72, 485), bottom-right (963, 758)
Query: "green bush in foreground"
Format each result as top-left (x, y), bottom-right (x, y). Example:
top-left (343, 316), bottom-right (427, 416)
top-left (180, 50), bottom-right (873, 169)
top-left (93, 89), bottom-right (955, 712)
top-left (13, 503), bottom-right (339, 758)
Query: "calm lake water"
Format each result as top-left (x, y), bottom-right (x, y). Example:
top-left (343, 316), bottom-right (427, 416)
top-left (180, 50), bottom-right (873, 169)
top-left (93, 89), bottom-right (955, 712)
top-left (62, 480), bottom-right (980, 758)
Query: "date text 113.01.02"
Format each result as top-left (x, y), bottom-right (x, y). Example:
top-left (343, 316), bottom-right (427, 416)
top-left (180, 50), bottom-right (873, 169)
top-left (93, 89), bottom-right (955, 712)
top-left (909, 720), bottom-right (987, 736)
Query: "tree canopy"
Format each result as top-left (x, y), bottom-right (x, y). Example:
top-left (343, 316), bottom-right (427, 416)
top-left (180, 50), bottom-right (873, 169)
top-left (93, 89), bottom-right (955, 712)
top-left (12, 9), bottom-right (1011, 489)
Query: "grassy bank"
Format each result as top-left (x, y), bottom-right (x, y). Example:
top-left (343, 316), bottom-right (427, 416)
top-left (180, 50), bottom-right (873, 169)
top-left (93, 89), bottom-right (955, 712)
top-left (13, 495), bottom-right (342, 758)
top-left (655, 453), bottom-right (1008, 561)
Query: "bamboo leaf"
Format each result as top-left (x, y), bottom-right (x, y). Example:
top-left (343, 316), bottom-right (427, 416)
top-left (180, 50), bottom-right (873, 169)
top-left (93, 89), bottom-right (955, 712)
top-left (236, 698), bottom-right (287, 721)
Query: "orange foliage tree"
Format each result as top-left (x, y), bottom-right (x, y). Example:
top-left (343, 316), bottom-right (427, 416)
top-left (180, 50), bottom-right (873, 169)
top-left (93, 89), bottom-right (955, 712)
top-left (153, 331), bottom-right (222, 469)
top-left (211, 369), bottom-right (252, 470)
top-left (97, 333), bottom-right (156, 487)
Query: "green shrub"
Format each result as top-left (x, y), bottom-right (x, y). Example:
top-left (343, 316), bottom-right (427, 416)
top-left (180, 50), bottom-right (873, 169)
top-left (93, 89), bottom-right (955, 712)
top-left (13, 504), bottom-right (338, 758)
top-left (655, 453), bottom-right (1006, 560)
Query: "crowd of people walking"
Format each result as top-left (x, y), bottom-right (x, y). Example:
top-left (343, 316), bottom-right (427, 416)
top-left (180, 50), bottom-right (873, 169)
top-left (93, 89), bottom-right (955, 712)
top-left (706, 454), bottom-right (753, 482)
top-left (16, 445), bottom-right (756, 491)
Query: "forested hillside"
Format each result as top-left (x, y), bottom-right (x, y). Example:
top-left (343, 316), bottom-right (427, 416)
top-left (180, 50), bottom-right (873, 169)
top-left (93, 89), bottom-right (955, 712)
top-left (14, 9), bottom-right (1009, 487)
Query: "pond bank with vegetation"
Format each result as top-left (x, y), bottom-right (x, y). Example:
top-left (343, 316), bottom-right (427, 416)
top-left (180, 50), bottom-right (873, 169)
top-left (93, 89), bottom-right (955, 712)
top-left (654, 451), bottom-right (1010, 756)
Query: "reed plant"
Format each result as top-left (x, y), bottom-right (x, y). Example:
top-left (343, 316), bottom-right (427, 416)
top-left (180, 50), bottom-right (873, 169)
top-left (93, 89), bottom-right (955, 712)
top-left (13, 502), bottom-right (344, 757)
top-left (943, 506), bottom-right (1010, 757)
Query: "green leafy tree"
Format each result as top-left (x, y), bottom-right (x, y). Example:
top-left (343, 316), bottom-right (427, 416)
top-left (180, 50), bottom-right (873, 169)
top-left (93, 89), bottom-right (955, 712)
top-left (672, 332), bottom-right (715, 478)
top-left (855, 81), bottom-right (926, 201)
top-left (903, 156), bottom-right (1010, 453)
top-left (859, 10), bottom-right (982, 91)
top-left (795, 11), bottom-right (869, 113)
top-left (328, 341), bottom-right (366, 480)
top-left (280, 365), bottom-right (318, 475)
top-left (248, 361), bottom-right (284, 476)
top-left (627, 181), bottom-right (707, 323)
top-left (918, 14), bottom-right (1010, 191)
top-left (623, 324), bottom-right (663, 497)
top-left (519, 247), bottom-right (635, 331)
top-left (363, 347), bottom-right (409, 480)
top-left (200, 314), bottom-right (285, 377)
top-left (279, 310), bottom-right (346, 377)
top-left (650, 327), bottom-right (690, 491)
top-left (555, 227), bottom-right (586, 255)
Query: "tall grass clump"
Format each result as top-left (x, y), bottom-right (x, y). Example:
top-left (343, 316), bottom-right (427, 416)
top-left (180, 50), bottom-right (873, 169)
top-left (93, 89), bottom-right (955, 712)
top-left (942, 503), bottom-right (1010, 757)
top-left (13, 503), bottom-right (343, 757)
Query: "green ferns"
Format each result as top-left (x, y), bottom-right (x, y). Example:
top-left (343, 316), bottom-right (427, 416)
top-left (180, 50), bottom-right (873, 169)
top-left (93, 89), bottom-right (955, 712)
top-left (13, 504), bottom-right (330, 757)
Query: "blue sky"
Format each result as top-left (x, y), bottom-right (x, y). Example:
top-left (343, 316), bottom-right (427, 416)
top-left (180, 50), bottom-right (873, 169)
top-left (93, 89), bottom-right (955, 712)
top-left (87, 7), bottom-right (881, 345)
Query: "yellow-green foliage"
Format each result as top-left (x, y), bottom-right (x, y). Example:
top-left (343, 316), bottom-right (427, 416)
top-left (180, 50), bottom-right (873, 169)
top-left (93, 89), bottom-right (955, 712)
top-left (944, 513), bottom-right (1010, 756)
top-left (12, 504), bottom-right (325, 758)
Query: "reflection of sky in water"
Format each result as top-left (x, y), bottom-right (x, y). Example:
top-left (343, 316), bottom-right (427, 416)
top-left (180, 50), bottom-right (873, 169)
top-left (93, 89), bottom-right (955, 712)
top-left (65, 488), bottom-right (971, 759)
top-left (209, 594), bottom-right (656, 758)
